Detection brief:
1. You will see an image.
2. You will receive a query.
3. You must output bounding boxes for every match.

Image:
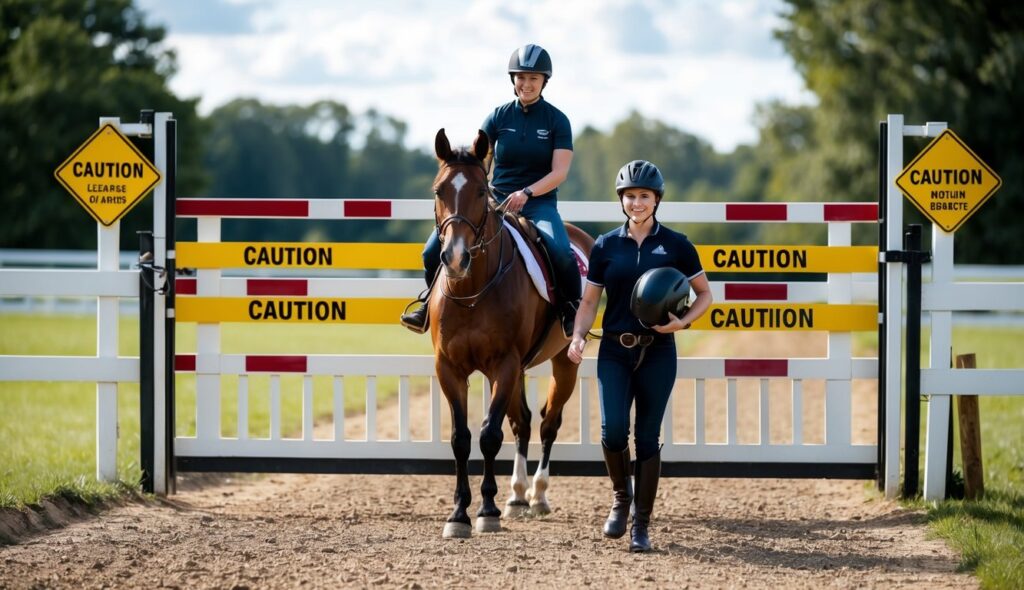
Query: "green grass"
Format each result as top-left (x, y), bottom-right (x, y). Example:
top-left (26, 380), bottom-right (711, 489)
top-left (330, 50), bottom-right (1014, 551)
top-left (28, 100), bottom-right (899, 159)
top-left (927, 491), bottom-right (1024, 589)
top-left (0, 314), bottom-right (144, 509)
top-left (907, 326), bottom-right (1024, 589)
top-left (0, 314), bottom-right (434, 509)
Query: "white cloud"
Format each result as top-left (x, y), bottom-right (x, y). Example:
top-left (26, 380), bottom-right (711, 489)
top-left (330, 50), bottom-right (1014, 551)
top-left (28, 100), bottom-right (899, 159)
top-left (148, 0), bottom-right (813, 153)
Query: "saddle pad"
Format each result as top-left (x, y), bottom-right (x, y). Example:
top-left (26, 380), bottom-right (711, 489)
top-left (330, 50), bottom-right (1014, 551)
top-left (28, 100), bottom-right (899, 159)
top-left (503, 220), bottom-right (589, 303)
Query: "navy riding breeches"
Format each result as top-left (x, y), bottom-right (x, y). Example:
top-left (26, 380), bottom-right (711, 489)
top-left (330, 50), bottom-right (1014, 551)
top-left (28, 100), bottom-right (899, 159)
top-left (597, 336), bottom-right (676, 461)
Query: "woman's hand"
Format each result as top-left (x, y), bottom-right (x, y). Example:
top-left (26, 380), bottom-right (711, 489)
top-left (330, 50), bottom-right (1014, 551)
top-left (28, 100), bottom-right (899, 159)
top-left (567, 334), bottom-right (587, 364)
top-left (652, 312), bottom-right (691, 334)
top-left (504, 190), bottom-right (529, 214)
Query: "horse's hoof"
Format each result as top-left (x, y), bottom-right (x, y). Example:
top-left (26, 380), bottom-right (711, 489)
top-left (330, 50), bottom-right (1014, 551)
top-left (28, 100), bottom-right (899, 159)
top-left (475, 516), bottom-right (502, 533)
top-left (529, 501), bottom-right (551, 516)
top-left (503, 500), bottom-right (530, 519)
top-left (442, 522), bottom-right (472, 539)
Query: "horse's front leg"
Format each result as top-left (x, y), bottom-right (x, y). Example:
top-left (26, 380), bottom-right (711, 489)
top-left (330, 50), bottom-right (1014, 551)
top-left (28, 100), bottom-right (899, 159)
top-left (438, 359), bottom-right (472, 539)
top-left (504, 373), bottom-right (531, 518)
top-left (528, 353), bottom-right (579, 516)
top-left (476, 361), bottom-right (519, 533)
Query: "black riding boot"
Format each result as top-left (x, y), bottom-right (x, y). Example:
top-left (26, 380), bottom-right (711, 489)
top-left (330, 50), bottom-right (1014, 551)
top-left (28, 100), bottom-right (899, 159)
top-left (399, 289), bottom-right (431, 334)
top-left (630, 448), bottom-right (661, 553)
top-left (601, 444), bottom-right (632, 539)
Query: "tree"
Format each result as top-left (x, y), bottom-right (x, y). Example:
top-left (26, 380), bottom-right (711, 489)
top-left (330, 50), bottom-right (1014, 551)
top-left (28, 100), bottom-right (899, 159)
top-left (775, 0), bottom-right (1024, 262)
top-left (201, 100), bottom-right (436, 244)
top-left (0, 0), bottom-right (205, 249)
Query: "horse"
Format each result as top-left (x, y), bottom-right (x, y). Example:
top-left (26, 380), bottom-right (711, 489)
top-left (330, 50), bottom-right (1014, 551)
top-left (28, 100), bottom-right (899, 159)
top-left (428, 128), bottom-right (594, 539)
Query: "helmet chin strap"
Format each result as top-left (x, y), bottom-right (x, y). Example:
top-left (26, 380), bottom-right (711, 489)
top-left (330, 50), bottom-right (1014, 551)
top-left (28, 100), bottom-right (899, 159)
top-left (620, 196), bottom-right (662, 225)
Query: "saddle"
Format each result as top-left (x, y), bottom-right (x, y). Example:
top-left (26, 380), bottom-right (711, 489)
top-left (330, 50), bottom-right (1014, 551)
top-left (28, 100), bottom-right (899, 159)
top-left (503, 211), bottom-right (558, 302)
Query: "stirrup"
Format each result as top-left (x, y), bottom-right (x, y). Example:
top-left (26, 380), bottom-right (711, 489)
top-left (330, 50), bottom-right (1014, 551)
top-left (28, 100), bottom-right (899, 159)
top-left (399, 290), bottom-right (430, 334)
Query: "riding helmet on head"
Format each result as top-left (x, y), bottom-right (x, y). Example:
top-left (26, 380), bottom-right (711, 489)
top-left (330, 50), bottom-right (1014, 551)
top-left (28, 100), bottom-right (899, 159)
top-left (630, 267), bottom-right (691, 328)
top-left (508, 44), bottom-right (552, 84)
top-left (616, 160), bottom-right (664, 197)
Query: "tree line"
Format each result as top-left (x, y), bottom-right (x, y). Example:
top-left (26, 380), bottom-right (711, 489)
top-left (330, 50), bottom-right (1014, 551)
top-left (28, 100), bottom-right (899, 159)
top-left (2, 0), bottom-right (1020, 262)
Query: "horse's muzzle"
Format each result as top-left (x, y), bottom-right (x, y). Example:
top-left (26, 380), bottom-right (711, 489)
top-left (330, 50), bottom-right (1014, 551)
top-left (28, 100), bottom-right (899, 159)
top-left (441, 245), bottom-right (471, 278)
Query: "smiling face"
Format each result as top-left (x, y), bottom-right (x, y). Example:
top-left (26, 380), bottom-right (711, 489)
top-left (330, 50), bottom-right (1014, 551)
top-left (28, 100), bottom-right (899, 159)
top-left (620, 188), bottom-right (660, 225)
top-left (513, 72), bottom-right (545, 105)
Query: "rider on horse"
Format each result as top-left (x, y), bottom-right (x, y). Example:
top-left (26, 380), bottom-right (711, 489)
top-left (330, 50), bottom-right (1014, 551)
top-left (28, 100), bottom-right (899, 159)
top-left (401, 44), bottom-right (580, 339)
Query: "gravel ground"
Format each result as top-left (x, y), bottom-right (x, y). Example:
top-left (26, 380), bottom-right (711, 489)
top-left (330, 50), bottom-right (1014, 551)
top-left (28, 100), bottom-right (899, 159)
top-left (0, 472), bottom-right (973, 589)
top-left (0, 332), bottom-right (975, 589)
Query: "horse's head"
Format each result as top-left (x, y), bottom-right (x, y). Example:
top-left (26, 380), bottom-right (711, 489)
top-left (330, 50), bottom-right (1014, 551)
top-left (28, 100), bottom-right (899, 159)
top-left (433, 128), bottom-right (493, 280)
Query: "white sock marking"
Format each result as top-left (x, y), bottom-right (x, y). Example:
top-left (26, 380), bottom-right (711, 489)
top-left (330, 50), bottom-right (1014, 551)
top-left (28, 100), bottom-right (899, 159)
top-left (511, 453), bottom-right (529, 501)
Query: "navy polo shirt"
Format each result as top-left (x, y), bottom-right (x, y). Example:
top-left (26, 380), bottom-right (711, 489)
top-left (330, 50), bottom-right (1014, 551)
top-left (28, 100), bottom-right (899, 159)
top-left (587, 221), bottom-right (705, 334)
top-left (481, 97), bottom-right (572, 201)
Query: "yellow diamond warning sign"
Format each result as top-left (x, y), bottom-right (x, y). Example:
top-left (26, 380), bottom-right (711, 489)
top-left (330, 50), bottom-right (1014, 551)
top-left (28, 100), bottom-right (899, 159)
top-left (54, 123), bottom-right (162, 226)
top-left (896, 129), bottom-right (1001, 233)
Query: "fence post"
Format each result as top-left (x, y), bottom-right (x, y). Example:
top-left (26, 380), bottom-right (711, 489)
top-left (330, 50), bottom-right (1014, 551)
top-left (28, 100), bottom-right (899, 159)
top-left (149, 111), bottom-right (176, 494)
top-left (955, 353), bottom-right (984, 499)
top-left (876, 120), bottom-right (888, 492)
top-left (882, 114), bottom-right (906, 498)
top-left (164, 116), bottom-right (178, 494)
top-left (902, 224), bottom-right (927, 498)
top-left (138, 231), bottom-right (155, 493)
top-left (95, 116), bottom-right (122, 483)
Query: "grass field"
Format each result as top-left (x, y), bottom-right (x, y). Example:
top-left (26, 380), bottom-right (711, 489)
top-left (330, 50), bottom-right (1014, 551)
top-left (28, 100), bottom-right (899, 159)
top-left (1, 313), bottom-right (1021, 586)
top-left (0, 314), bottom-right (434, 508)
top-left (912, 327), bottom-right (1024, 589)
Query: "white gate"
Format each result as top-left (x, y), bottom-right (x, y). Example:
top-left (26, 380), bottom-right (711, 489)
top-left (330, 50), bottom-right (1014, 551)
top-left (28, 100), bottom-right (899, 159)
top-left (170, 197), bottom-right (880, 481)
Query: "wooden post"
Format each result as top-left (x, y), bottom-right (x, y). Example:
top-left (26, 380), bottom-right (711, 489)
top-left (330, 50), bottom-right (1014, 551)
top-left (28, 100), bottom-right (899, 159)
top-left (955, 353), bottom-right (984, 500)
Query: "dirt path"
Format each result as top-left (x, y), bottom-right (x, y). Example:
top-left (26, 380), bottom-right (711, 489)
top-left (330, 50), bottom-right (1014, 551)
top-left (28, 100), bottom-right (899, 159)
top-left (0, 332), bottom-right (975, 589)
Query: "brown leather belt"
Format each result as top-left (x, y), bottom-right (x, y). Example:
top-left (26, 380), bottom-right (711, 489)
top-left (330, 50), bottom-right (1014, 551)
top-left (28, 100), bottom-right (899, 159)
top-left (602, 332), bottom-right (656, 349)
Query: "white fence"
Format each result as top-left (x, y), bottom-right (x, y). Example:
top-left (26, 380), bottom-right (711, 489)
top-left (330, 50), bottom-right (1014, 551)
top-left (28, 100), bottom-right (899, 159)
top-left (4, 112), bottom-right (1021, 501)
top-left (0, 114), bottom-right (174, 489)
top-left (883, 114), bottom-right (1024, 500)
top-left (171, 197), bottom-right (880, 480)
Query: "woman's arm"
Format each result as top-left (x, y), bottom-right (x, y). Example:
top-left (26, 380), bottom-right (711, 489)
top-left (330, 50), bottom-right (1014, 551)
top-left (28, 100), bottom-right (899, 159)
top-left (652, 272), bottom-right (713, 334)
top-left (504, 149), bottom-right (573, 213)
top-left (529, 148), bottom-right (573, 195)
top-left (567, 281), bottom-right (603, 364)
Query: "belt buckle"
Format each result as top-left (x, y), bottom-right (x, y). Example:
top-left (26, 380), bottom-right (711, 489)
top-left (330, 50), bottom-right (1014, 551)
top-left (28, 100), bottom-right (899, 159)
top-left (618, 333), bottom-right (653, 349)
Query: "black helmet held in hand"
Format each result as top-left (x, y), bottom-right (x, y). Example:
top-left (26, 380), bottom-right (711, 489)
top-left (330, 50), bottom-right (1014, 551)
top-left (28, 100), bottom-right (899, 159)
top-left (630, 267), bottom-right (691, 328)
top-left (508, 44), bottom-right (553, 78)
top-left (616, 160), bottom-right (664, 197)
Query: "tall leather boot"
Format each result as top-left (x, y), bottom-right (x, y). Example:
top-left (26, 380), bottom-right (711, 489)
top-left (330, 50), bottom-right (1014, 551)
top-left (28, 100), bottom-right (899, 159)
top-left (601, 444), bottom-right (632, 539)
top-left (399, 288), bottom-right (431, 334)
top-left (630, 447), bottom-right (661, 552)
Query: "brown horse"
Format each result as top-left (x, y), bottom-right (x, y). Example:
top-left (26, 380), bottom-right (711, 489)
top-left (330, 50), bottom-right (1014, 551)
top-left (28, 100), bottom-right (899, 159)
top-left (429, 128), bottom-right (594, 539)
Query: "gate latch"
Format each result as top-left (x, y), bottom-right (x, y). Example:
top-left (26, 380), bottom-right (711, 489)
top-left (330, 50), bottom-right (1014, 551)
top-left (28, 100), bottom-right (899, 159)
top-left (137, 251), bottom-right (167, 294)
top-left (881, 250), bottom-right (932, 264)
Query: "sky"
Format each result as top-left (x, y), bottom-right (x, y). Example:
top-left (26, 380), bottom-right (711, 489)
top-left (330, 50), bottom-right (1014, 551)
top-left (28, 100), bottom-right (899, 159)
top-left (137, 0), bottom-right (814, 153)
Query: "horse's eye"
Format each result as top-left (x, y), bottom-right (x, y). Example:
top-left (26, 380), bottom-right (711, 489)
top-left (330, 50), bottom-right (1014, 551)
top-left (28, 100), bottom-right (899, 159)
top-left (433, 189), bottom-right (441, 197)
top-left (478, 189), bottom-right (487, 197)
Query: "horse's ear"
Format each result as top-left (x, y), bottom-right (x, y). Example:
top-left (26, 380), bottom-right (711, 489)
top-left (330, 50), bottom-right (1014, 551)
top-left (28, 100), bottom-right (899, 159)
top-left (473, 129), bottom-right (492, 169)
top-left (435, 128), bottom-right (453, 162)
top-left (472, 130), bottom-right (489, 160)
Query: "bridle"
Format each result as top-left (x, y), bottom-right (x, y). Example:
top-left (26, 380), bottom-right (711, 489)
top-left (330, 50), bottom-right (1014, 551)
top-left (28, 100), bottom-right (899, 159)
top-left (434, 160), bottom-right (516, 307)
top-left (434, 160), bottom-right (504, 256)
